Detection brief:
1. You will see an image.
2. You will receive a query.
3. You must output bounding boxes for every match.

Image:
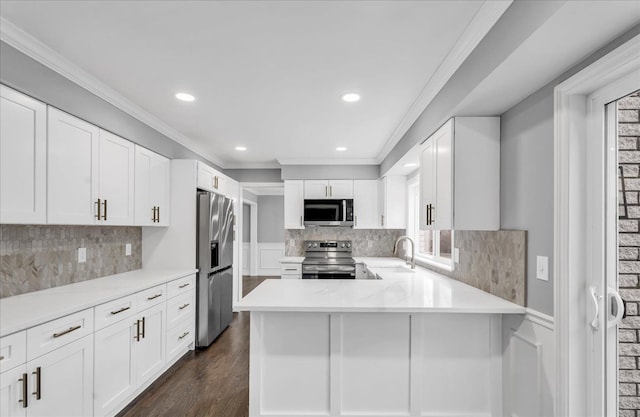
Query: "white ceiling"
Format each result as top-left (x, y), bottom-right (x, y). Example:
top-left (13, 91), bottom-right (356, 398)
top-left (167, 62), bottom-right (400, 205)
top-left (0, 0), bottom-right (496, 168)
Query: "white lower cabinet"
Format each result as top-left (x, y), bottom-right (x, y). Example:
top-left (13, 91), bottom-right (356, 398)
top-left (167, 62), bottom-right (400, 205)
top-left (0, 365), bottom-right (27, 417)
top-left (135, 303), bottom-right (166, 386)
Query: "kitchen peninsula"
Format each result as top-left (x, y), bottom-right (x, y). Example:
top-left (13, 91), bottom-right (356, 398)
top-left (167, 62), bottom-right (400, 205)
top-left (236, 267), bottom-right (525, 417)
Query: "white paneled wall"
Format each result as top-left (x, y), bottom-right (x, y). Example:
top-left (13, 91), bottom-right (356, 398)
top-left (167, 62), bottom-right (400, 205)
top-left (258, 243), bottom-right (285, 276)
top-left (242, 243), bottom-right (251, 276)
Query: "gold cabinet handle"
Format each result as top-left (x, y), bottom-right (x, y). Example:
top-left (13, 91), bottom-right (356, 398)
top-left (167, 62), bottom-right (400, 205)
top-left (95, 198), bottom-right (101, 220)
top-left (152, 207), bottom-right (157, 222)
top-left (178, 331), bottom-right (190, 340)
top-left (430, 205), bottom-right (435, 226)
top-left (52, 325), bottom-right (81, 338)
top-left (0, 355), bottom-right (4, 360)
top-left (179, 303), bottom-right (190, 310)
top-left (381, 214), bottom-right (384, 227)
top-left (110, 306), bottom-right (131, 315)
top-left (134, 319), bottom-right (141, 341)
top-left (18, 373), bottom-right (28, 408)
top-left (146, 293), bottom-right (162, 300)
top-left (156, 206), bottom-right (160, 223)
top-left (178, 283), bottom-right (190, 289)
top-left (141, 316), bottom-right (146, 339)
top-left (103, 199), bottom-right (108, 221)
top-left (32, 367), bottom-right (41, 400)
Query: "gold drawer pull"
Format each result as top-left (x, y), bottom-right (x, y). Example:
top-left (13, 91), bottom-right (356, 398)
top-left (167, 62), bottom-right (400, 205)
top-left (147, 293), bottom-right (162, 300)
top-left (53, 325), bottom-right (81, 338)
top-left (0, 355), bottom-right (4, 360)
top-left (179, 303), bottom-right (190, 310)
top-left (19, 373), bottom-right (28, 408)
top-left (110, 306), bottom-right (131, 315)
top-left (178, 331), bottom-right (190, 340)
top-left (32, 367), bottom-right (41, 400)
top-left (178, 283), bottom-right (190, 289)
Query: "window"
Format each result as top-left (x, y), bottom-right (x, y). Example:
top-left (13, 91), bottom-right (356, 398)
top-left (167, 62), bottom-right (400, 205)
top-left (406, 176), bottom-right (454, 270)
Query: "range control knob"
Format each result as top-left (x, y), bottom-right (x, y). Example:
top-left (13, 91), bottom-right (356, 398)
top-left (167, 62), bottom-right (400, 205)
top-left (346, 243), bottom-right (351, 248)
top-left (340, 243), bottom-right (345, 248)
top-left (307, 243), bottom-right (313, 248)
top-left (313, 243), bottom-right (318, 248)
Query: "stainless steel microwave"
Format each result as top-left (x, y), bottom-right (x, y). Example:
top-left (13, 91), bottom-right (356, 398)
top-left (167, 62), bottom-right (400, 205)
top-left (304, 199), bottom-right (354, 227)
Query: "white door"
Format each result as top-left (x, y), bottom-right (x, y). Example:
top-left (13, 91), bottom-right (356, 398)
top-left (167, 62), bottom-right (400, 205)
top-left (434, 120), bottom-right (453, 230)
top-left (353, 180), bottom-right (379, 229)
top-left (420, 137), bottom-right (435, 231)
top-left (26, 335), bottom-right (93, 417)
top-left (284, 180), bottom-right (304, 229)
top-left (135, 146), bottom-right (170, 226)
top-left (98, 129), bottom-right (135, 225)
top-left (0, 86), bottom-right (47, 224)
top-left (94, 319), bottom-right (137, 417)
top-left (328, 180), bottom-right (353, 199)
top-left (152, 154), bottom-right (170, 226)
top-left (47, 107), bottom-right (100, 224)
top-left (135, 303), bottom-right (165, 387)
top-left (378, 177), bottom-right (387, 228)
top-left (0, 366), bottom-right (27, 417)
top-left (304, 180), bottom-right (329, 199)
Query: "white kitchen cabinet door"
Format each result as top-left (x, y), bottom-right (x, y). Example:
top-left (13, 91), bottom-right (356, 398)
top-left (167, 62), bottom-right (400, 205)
top-left (420, 132), bottom-right (437, 231)
top-left (135, 146), bottom-right (170, 226)
top-left (0, 86), bottom-right (47, 224)
top-left (284, 180), bottom-right (304, 229)
top-left (353, 180), bottom-right (379, 229)
top-left (135, 303), bottom-right (166, 387)
top-left (25, 335), bottom-right (93, 417)
top-left (328, 180), bottom-right (353, 198)
top-left (435, 124), bottom-right (453, 230)
top-left (378, 176), bottom-right (406, 229)
top-left (47, 107), bottom-right (100, 225)
top-left (0, 366), bottom-right (27, 417)
top-left (94, 318), bottom-right (137, 417)
top-left (303, 180), bottom-right (328, 199)
top-left (197, 161), bottom-right (225, 194)
top-left (98, 130), bottom-right (135, 226)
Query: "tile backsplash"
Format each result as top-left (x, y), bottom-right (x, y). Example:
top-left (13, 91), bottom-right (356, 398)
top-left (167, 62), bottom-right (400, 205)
top-left (285, 228), bottom-right (406, 257)
top-left (1, 225), bottom-right (142, 298)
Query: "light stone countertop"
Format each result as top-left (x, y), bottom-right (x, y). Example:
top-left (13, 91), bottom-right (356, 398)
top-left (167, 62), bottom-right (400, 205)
top-left (280, 257), bottom-right (305, 263)
top-left (235, 265), bottom-right (525, 314)
top-left (0, 268), bottom-right (197, 337)
top-left (353, 257), bottom-right (408, 267)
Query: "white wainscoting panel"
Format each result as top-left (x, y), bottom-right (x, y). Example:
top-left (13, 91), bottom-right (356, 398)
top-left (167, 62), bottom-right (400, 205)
top-left (258, 243), bottom-right (285, 276)
top-left (340, 314), bottom-right (411, 415)
top-left (502, 309), bottom-right (555, 417)
top-left (242, 243), bottom-right (250, 275)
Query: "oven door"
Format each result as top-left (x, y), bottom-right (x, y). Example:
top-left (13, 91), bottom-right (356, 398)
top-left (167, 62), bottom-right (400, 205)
top-left (302, 264), bottom-right (356, 279)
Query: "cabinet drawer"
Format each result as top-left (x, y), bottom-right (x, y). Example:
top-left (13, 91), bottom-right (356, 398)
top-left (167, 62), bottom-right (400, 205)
top-left (167, 275), bottom-right (195, 299)
top-left (0, 331), bottom-right (26, 372)
top-left (167, 290), bottom-right (195, 329)
top-left (166, 318), bottom-right (194, 362)
top-left (26, 308), bottom-right (93, 361)
top-left (281, 263), bottom-right (302, 275)
top-left (94, 294), bottom-right (138, 331)
top-left (137, 284), bottom-right (166, 310)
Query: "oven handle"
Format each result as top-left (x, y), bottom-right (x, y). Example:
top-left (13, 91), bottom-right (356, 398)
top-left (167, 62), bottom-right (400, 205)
top-left (343, 200), bottom-right (346, 221)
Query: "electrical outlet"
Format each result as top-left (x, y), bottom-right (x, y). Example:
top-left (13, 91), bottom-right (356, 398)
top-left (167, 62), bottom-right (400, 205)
top-left (125, 243), bottom-right (132, 256)
top-left (78, 247), bottom-right (86, 263)
top-left (453, 248), bottom-right (460, 264)
top-left (536, 256), bottom-right (549, 281)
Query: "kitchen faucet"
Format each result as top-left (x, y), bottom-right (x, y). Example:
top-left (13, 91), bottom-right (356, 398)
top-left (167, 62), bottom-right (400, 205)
top-left (393, 236), bottom-right (415, 269)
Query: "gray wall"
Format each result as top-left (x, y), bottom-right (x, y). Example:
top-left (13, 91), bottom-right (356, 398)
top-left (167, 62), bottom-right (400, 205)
top-left (242, 204), bottom-right (251, 243)
top-left (257, 196), bottom-right (284, 243)
top-left (281, 165), bottom-right (379, 180)
top-left (0, 42), bottom-right (223, 170)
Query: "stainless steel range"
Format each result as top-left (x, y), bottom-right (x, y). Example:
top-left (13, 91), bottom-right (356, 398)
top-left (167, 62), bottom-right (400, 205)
top-left (302, 240), bottom-right (355, 279)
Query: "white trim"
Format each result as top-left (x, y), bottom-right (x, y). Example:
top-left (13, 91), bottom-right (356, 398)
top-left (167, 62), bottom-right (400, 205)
top-left (375, 0), bottom-right (512, 163)
top-left (277, 157), bottom-right (379, 166)
top-left (0, 17), bottom-right (226, 169)
top-left (554, 33), bottom-right (640, 417)
top-left (257, 243), bottom-right (285, 276)
top-left (524, 308), bottom-right (555, 331)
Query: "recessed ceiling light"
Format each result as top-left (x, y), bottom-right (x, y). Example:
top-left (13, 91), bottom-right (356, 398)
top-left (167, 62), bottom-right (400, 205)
top-left (404, 163), bottom-right (418, 167)
top-left (336, 147), bottom-right (347, 151)
top-left (175, 92), bottom-right (195, 102)
top-left (235, 146), bottom-right (247, 151)
top-left (341, 93), bottom-right (360, 103)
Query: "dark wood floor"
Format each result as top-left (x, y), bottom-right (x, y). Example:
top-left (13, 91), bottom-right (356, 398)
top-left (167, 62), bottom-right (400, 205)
top-left (117, 276), bottom-right (278, 417)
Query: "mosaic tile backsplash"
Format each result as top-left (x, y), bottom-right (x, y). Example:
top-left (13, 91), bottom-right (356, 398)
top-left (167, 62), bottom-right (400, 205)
top-left (1, 225), bottom-right (142, 298)
top-left (285, 228), bottom-right (406, 257)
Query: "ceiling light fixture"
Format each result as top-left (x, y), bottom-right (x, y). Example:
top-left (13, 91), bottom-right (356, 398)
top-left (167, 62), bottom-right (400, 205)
top-left (404, 163), bottom-right (418, 167)
top-left (175, 92), bottom-right (195, 102)
top-left (341, 93), bottom-right (361, 103)
top-left (235, 146), bottom-right (247, 151)
top-left (336, 147), bottom-right (347, 151)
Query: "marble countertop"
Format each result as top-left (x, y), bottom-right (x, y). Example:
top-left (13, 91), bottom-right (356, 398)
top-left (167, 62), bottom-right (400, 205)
top-left (235, 265), bottom-right (525, 314)
top-left (0, 268), bottom-right (197, 337)
top-left (353, 257), bottom-right (407, 267)
top-left (281, 257), bottom-right (305, 263)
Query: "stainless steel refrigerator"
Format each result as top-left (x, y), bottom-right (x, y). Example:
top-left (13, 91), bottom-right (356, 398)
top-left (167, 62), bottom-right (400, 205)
top-left (196, 191), bottom-right (234, 347)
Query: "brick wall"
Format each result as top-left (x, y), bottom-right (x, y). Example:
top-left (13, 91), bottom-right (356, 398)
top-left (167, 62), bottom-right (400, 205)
top-left (619, 91), bottom-right (640, 416)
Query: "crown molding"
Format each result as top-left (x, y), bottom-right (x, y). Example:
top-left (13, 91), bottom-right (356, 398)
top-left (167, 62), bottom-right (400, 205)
top-left (277, 157), bottom-right (379, 166)
top-left (0, 17), bottom-right (227, 168)
top-left (375, 0), bottom-right (512, 162)
top-left (223, 161), bottom-right (282, 169)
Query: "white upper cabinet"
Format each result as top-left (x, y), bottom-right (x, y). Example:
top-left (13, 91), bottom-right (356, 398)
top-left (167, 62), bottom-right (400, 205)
top-left (420, 117), bottom-right (500, 231)
top-left (0, 86), bottom-right (47, 224)
top-left (353, 180), bottom-right (379, 229)
top-left (98, 130), bottom-right (135, 225)
top-left (47, 107), bottom-right (100, 225)
top-left (197, 161), bottom-right (224, 194)
top-left (284, 180), bottom-right (304, 229)
top-left (378, 176), bottom-right (406, 229)
top-left (303, 180), bottom-right (353, 199)
top-left (135, 146), bottom-right (170, 226)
